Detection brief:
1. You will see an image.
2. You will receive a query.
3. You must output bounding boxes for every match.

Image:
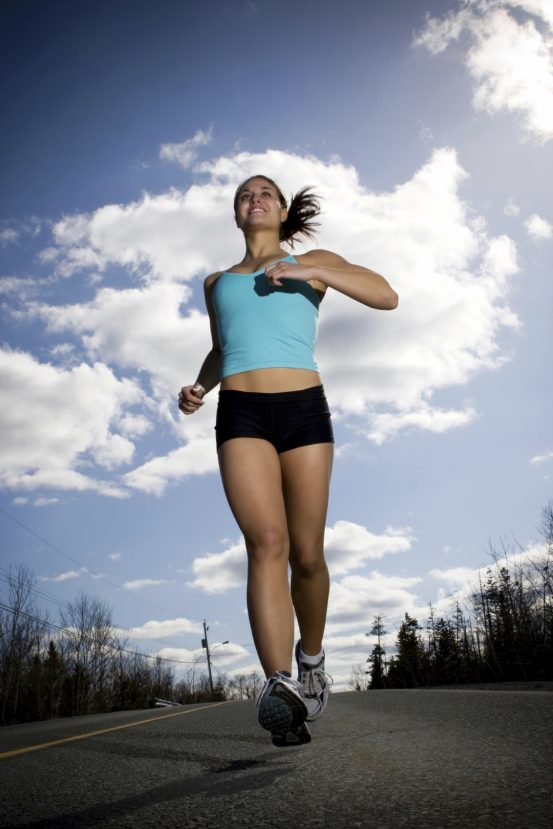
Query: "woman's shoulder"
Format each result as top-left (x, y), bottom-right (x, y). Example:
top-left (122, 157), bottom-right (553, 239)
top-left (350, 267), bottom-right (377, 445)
top-left (296, 249), bottom-right (344, 296)
top-left (204, 271), bottom-right (223, 289)
top-left (297, 248), bottom-right (347, 267)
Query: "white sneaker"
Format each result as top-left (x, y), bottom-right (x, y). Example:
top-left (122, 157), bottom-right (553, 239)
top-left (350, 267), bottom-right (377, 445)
top-left (256, 671), bottom-right (311, 747)
top-left (295, 641), bottom-right (333, 721)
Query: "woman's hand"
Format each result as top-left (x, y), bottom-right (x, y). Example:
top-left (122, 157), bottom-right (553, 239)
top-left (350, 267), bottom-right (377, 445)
top-left (277, 249), bottom-right (398, 310)
top-left (178, 383), bottom-right (206, 415)
top-left (264, 261), bottom-right (317, 286)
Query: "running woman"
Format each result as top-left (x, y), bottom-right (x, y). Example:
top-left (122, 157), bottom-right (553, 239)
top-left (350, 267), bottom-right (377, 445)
top-left (179, 175), bottom-right (398, 746)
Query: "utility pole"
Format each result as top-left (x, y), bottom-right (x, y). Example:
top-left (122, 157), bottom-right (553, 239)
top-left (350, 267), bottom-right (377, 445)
top-left (202, 620), bottom-right (214, 700)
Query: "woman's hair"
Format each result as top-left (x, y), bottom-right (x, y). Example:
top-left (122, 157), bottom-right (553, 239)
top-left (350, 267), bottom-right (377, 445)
top-left (234, 175), bottom-right (321, 246)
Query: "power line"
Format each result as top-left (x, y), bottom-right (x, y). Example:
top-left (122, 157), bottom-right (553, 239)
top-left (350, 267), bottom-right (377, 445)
top-left (0, 505), bottom-right (184, 618)
top-left (1, 508), bottom-right (255, 653)
top-left (0, 569), bottom-right (72, 612)
top-left (0, 601), bottom-right (200, 666)
top-left (0, 568), bottom-right (208, 654)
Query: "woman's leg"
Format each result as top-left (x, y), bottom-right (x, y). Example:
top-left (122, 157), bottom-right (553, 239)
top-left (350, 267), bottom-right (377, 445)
top-left (279, 442), bottom-right (334, 655)
top-left (218, 438), bottom-right (294, 677)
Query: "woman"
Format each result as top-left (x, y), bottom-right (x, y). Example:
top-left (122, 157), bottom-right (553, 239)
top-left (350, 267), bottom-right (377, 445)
top-left (179, 175), bottom-right (398, 746)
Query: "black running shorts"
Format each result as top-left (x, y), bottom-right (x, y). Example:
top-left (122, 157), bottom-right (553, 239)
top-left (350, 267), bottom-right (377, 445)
top-left (215, 385), bottom-right (334, 453)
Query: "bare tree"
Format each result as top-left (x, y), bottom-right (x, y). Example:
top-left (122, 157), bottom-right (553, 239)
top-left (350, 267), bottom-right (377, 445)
top-left (0, 565), bottom-right (47, 725)
top-left (226, 671), bottom-right (263, 700)
top-left (349, 663), bottom-right (370, 691)
top-left (59, 593), bottom-right (118, 715)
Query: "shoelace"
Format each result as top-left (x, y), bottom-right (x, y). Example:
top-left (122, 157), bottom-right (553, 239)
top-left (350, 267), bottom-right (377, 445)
top-left (300, 666), bottom-right (334, 696)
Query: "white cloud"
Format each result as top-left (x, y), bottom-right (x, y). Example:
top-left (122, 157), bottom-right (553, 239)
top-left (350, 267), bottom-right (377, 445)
top-left (39, 568), bottom-right (87, 583)
top-left (119, 616), bottom-right (202, 639)
top-left (364, 403), bottom-right (478, 445)
top-left (31, 282), bottom-right (204, 393)
top-left (119, 413), bottom-right (153, 438)
top-left (147, 642), bottom-right (249, 670)
top-left (525, 212), bottom-right (553, 239)
top-left (0, 217), bottom-right (42, 247)
top-left (143, 647), bottom-right (203, 664)
top-left (506, 0), bottom-right (553, 29)
top-left (437, 543), bottom-right (550, 620)
top-left (414, 1), bottom-right (553, 143)
top-left (159, 128), bottom-right (213, 169)
top-left (124, 437), bottom-right (218, 495)
top-left (108, 552), bottom-right (122, 561)
top-left (0, 228), bottom-right (19, 246)
top-left (530, 449), bottom-right (553, 464)
top-left (428, 566), bottom-right (477, 588)
top-left (503, 197), bottom-right (521, 216)
top-left (187, 538), bottom-right (247, 593)
top-left (416, 118), bottom-right (435, 145)
top-left (0, 347), bottom-right (144, 496)
top-left (122, 578), bottom-right (175, 591)
top-left (43, 191), bottom-right (220, 281)
top-left (324, 521), bottom-right (414, 576)
top-left (16, 145), bottom-right (521, 494)
top-left (187, 520), bottom-right (414, 594)
top-left (33, 497), bottom-right (61, 506)
top-left (326, 572), bottom-right (425, 635)
top-left (49, 343), bottom-right (76, 361)
top-left (0, 276), bottom-right (46, 299)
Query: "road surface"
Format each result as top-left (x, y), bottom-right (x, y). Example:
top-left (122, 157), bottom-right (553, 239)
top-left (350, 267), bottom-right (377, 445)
top-left (1, 688), bottom-right (551, 828)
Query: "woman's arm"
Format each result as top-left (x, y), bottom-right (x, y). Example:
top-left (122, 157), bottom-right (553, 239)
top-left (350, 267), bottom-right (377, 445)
top-left (178, 274), bottom-right (222, 415)
top-left (194, 348), bottom-right (221, 395)
top-left (265, 249), bottom-right (398, 310)
top-left (195, 274), bottom-right (223, 392)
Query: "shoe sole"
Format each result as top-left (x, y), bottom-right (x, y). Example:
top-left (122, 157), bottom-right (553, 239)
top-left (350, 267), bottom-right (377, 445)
top-left (258, 681), bottom-right (309, 747)
top-left (272, 720), bottom-right (311, 747)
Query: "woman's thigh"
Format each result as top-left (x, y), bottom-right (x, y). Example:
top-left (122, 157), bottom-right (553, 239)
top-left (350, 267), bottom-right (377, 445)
top-left (217, 438), bottom-right (288, 548)
top-left (279, 442), bottom-right (334, 557)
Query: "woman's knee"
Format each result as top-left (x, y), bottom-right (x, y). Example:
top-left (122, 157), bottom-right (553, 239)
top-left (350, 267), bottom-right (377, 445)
top-left (290, 545), bottom-right (327, 579)
top-left (246, 525), bottom-right (289, 565)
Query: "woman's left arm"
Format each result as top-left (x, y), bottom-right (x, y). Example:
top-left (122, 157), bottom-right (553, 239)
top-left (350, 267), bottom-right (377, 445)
top-left (265, 249), bottom-right (398, 310)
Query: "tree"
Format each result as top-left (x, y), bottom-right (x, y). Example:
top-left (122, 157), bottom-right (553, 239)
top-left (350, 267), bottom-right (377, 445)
top-left (0, 565), bottom-right (47, 725)
top-left (349, 663), bottom-right (369, 691)
top-left (386, 614), bottom-right (426, 688)
top-left (226, 671), bottom-right (263, 700)
top-left (368, 644), bottom-right (386, 689)
top-left (366, 615), bottom-right (388, 689)
top-left (59, 593), bottom-right (119, 715)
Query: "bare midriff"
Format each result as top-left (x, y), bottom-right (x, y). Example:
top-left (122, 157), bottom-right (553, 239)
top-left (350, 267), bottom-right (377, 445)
top-left (220, 367), bottom-right (322, 393)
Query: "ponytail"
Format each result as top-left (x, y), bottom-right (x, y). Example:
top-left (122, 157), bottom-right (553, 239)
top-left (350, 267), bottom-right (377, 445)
top-left (280, 187), bottom-right (321, 246)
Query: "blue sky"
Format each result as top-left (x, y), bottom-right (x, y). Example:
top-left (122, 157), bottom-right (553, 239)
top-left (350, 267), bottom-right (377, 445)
top-left (1, 0), bottom-right (552, 689)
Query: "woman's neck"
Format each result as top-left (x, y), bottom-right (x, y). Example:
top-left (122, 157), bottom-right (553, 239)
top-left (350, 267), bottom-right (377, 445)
top-left (242, 232), bottom-right (286, 266)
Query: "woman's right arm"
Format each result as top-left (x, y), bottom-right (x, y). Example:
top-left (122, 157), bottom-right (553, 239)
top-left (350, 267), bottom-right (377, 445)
top-left (178, 274), bottom-right (221, 416)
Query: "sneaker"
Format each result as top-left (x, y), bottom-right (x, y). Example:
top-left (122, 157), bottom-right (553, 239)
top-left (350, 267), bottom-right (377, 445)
top-left (256, 671), bottom-right (311, 747)
top-left (295, 641), bottom-right (333, 721)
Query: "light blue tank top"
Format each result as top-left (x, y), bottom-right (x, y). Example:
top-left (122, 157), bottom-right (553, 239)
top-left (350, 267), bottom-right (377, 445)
top-left (212, 255), bottom-right (320, 379)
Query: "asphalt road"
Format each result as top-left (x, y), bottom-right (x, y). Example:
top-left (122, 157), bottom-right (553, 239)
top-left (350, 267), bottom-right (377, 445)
top-left (1, 688), bottom-right (551, 828)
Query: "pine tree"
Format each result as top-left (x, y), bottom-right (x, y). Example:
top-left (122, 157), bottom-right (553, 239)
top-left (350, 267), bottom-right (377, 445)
top-left (366, 615), bottom-right (388, 689)
top-left (387, 614), bottom-right (425, 687)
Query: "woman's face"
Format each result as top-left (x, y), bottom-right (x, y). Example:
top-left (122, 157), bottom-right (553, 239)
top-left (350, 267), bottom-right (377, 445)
top-left (234, 177), bottom-right (287, 233)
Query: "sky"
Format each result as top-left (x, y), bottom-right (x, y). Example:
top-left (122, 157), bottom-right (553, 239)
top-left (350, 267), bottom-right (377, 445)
top-left (1, 0), bottom-right (552, 691)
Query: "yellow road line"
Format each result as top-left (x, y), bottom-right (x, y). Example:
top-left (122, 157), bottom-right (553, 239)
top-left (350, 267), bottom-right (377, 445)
top-left (0, 701), bottom-right (229, 760)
